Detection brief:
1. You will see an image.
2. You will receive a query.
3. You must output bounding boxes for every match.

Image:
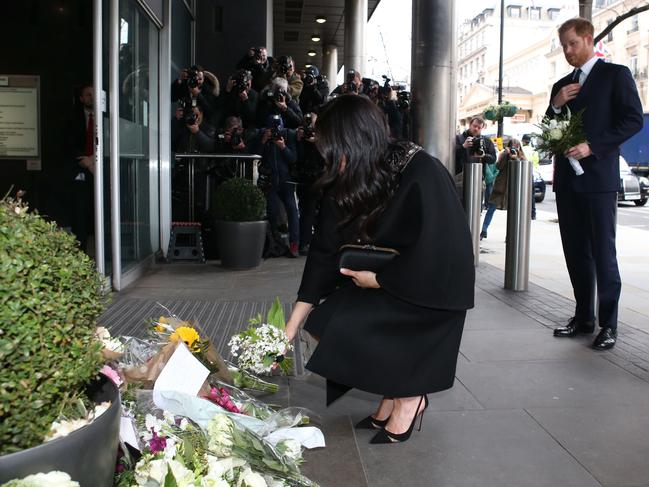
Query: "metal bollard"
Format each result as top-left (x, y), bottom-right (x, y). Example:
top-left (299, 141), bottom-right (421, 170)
top-left (504, 158), bottom-right (532, 290)
top-left (463, 159), bottom-right (483, 266)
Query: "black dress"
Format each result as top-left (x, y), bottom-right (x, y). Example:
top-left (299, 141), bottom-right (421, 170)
top-left (297, 145), bottom-right (475, 402)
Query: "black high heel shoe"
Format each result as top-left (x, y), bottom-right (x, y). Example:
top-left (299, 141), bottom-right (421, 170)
top-left (355, 397), bottom-right (394, 430)
top-left (369, 395), bottom-right (428, 444)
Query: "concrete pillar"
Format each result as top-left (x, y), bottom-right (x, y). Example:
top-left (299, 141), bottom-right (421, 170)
top-left (344, 0), bottom-right (367, 75)
top-left (266, 0), bottom-right (274, 54)
top-left (322, 44), bottom-right (338, 90)
top-left (411, 0), bottom-right (457, 174)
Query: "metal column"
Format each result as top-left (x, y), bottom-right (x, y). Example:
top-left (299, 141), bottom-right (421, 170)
top-left (109, 0), bottom-right (121, 290)
top-left (411, 0), bottom-right (457, 174)
top-left (344, 0), bottom-right (367, 74)
top-left (160, 0), bottom-right (172, 258)
top-left (504, 159), bottom-right (532, 290)
top-left (322, 44), bottom-right (338, 89)
top-left (266, 0), bottom-right (274, 54)
top-left (463, 160), bottom-right (483, 266)
top-left (92, 0), bottom-right (105, 276)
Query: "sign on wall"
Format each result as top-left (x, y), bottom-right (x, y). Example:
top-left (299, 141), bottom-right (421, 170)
top-left (0, 75), bottom-right (40, 159)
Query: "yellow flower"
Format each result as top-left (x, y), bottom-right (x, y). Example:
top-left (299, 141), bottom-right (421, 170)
top-left (170, 326), bottom-right (201, 349)
top-left (154, 324), bottom-right (166, 333)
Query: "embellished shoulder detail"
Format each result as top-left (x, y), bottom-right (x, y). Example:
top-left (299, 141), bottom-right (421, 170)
top-left (386, 141), bottom-right (423, 174)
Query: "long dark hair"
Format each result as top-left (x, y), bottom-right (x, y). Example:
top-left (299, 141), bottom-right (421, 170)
top-left (314, 94), bottom-right (394, 240)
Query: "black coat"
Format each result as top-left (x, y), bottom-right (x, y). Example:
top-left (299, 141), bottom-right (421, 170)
top-left (297, 147), bottom-right (475, 400)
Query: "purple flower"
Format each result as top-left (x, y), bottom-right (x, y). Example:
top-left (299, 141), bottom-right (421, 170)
top-left (149, 429), bottom-right (167, 454)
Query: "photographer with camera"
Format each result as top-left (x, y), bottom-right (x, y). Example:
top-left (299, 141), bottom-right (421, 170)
top-left (294, 112), bottom-right (325, 255)
top-left (256, 78), bottom-right (303, 129)
top-left (480, 137), bottom-right (527, 240)
top-left (375, 76), bottom-right (404, 139)
top-left (251, 115), bottom-right (300, 258)
top-left (332, 69), bottom-right (364, 96)
top-left (273, 55), bottom-right (303, 102)
top-left (219, 69), bottom-right (259, 129)
top-left (218, 116), bottom-right (250, 154)
top-left (455, 116), bottom-right (497, 201)
top-left (247, 47), bottom-right (275, 93)
top-left (299, 66), bottom-right (329, 115)
top-left (171, 65), bottom-right (220, 124)
top-left (171, 102), bottom-right (218, 153)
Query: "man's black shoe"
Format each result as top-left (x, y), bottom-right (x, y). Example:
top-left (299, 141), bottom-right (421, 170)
top-left (553, 317), bottom-right (595, 337)
top-left (592, 327), bottom-right (617, 351)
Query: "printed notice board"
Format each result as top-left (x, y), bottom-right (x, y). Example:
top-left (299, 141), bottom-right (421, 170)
top-left (0, 75), bottom-right (40, 158)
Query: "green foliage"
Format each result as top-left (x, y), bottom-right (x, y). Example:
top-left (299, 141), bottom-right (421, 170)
top-left (0, 199), bottom-right (106, 454)
top-left (483, 100), bottom-right (518, 121)
top-left (212, 178), bottom-right (266, 222)
top-left (535, 108), bottom-right (588, 157)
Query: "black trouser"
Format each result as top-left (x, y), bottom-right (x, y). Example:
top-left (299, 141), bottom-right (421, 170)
top-left (556, 190), bottom-right (620, 328)
top-left (70, 179), bottom-right (93, 253)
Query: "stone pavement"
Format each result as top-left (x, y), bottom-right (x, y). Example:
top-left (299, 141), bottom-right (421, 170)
top-left (104, 252), bottom-right (649, 487)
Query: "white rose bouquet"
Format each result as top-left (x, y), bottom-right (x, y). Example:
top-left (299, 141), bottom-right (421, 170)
top-left (536, 107), bottom-right (587, 176)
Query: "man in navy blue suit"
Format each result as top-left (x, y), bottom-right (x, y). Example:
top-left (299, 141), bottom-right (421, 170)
top-left (548, 18), bottom-right (643, 350)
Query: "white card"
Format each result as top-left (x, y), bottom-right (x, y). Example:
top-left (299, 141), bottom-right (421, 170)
top-left (153, 343), bottom-right (209, 397)
top-left (120, 416), bottom-right (140, 450)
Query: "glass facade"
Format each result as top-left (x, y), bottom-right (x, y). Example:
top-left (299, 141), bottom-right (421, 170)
top-left (117, 0), bottom-right (160, 273)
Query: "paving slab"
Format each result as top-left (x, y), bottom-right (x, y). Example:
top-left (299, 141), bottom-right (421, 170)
top-left (358, 409), bottom-right (601, 487)
top-left (457, 356), bottom-right (649, 409)
top-left (528, 405), bottom-right (649, 487)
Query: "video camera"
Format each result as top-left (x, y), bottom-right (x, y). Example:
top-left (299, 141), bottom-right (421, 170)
top-left (303, 113), bottom-right (315, 139)
top-left (380, 75), bottom-right (392, 98)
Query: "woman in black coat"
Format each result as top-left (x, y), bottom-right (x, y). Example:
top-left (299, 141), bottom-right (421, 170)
top-left (284, 95), bottom-right (475, 444)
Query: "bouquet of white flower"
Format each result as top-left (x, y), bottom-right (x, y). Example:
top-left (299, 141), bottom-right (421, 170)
top-left (536, 107), bottom-right (587, 176)
top-left (228, 299), bottom-right (293, 376)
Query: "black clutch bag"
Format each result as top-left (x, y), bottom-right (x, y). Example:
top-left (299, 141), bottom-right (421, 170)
top-left (337, 244), bottom-right (400, 273)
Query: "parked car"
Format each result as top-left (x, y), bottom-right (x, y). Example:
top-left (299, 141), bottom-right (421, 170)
top-left (619, 155), bottom-right (649, 206)
top-left (537, 157), bottom-right (553, 184)
top-left (533, 170), bottom-right (546, 202)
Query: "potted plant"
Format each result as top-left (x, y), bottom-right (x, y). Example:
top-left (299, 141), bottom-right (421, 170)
top-left (482, 101), bottom-right (518, 121)
top-left (0, 196), bottom-right (120, 486)
top-left (212, 178), bottom-right (267, 269)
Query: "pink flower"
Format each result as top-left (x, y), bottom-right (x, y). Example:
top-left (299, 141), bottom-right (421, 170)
top-left (100, 365), bottom-right (123, 387)
top-left (149, 430), bottom-right (167, 454)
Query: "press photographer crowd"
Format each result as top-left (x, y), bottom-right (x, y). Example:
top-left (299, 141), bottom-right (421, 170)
top-left (171, 48), bottom-right (411, 259)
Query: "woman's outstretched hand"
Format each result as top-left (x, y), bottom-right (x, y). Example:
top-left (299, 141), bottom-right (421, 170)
top-left (340, 268), bottom-right (380, 289)
top-left (285, 301), bottom-right (314, 342)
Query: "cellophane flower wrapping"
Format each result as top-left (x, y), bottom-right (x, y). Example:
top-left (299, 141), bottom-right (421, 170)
top-left (535, 107), bottom-right (587, 175)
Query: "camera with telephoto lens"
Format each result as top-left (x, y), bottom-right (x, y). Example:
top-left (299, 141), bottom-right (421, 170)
top-left (184, 110), bottom-right (198, 126)
top-left (508, 146), bottom-right (518, 157)
top-left (303, 113), bottom-right (315, 139)
top-left (276, 56), bottom-right (292, 75)
top-left (186, 65), bottom-right (200, 89)
top-left (269, 115), bottom-right (283, 141)
top-left (396, 90), bottom-right (410, 110)
top-left (179, 98), bottom-right (198, 125)
top-left (470, 135), bottom-right (486, 157)
top-left (232, 70), bottom-right (250, 94)
top-left (265, 87), bottom-right (287, 103)
top-left (230, 127), bottom-right (243, 147)
top-left (345, 70), bottom-right (359, 93)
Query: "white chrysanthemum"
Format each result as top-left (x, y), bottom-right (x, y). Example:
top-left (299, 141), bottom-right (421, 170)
top-left (207, 414), bottom-right (235, 457)
top-left (549, 128), bottom-right (563, 140)
top-left (548, 119), bottom-right (558, 129)
top-left (237, 467), bottom-right (267, 487)
top-left (2, 471), bottom-right (80, 487)
top-left (45, 418), bottom-right (89, 441)
top-left (277, 438), bottom-right (302, 462)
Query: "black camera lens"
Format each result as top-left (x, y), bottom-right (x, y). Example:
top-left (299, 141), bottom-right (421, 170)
top-left (184, 112), bottom-right (198, 125)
